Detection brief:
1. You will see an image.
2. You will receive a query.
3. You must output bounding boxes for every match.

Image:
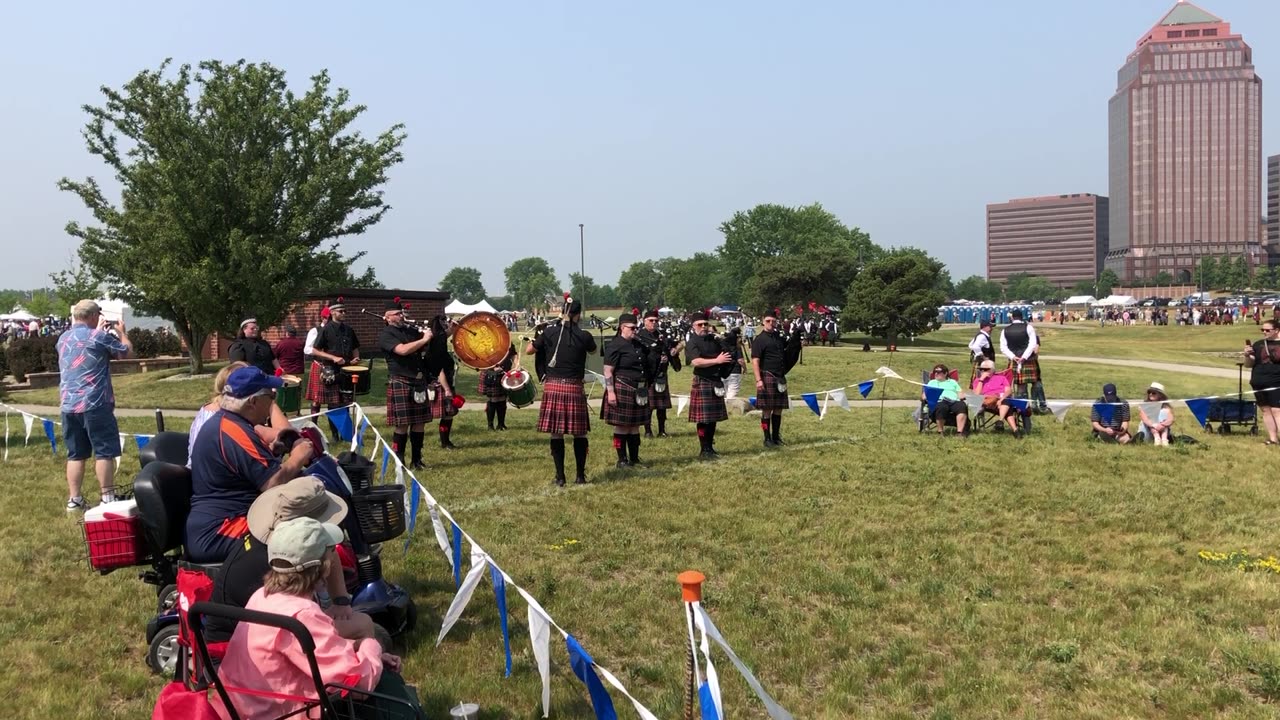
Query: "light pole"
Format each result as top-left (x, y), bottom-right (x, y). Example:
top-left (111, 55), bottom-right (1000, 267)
top-left (578, 223), bottom-right (586, 308)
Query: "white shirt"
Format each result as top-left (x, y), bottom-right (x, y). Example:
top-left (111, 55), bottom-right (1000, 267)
top-left (998, 321), bottom-right (1039, 362)
top-left (304, 326), bottom-right (320, 356)
top-left (968, 329), bottom-right (991, 358)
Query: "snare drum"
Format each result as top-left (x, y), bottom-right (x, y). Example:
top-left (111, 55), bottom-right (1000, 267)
top-left (277, 375), bottom-right (303, 413)
top-left (339, 365), bottom-right (371, 396)
top-left (501, 369), bottom-right (537, 409)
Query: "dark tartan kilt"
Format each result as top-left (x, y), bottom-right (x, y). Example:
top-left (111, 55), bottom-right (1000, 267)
top-left (305, 361), bottom-right (344, 405)
top-left (648, 379), bottom-right (673, 410)
top-left (536, 377), bottom-right (590, 435)
top-left (756, 372), bottom-right (789, 411)
top-left (386, 377), bottom-right (432, 427)
top-left (429, 380), bottom-right (458, 420)
top-left (687, 376), bottom-right (729, 423)
top-left (478, 370), bottom-right (507, 401)
top-left (1008, 355), bottom-right (1042, 385)
top-left (601, 378), bottom-right (649, 427)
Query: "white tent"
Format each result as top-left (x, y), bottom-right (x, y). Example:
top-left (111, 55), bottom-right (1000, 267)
top-left (1092, 295), bottom-right (1138, 307)
top-left (444, 299), bottom-right (498, 315)
top-left (1062, 295), bottom-right (1097, 306)
top-left (1, 310), bottom-right (37, 322)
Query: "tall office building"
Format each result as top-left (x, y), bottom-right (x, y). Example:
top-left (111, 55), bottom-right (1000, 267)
top-left (987, 194), bottom-right (1109, 288)
top-left (1268, 154), bottom-right (1279, 250)
top-left (1106, 1), bottom-right (1263, 282)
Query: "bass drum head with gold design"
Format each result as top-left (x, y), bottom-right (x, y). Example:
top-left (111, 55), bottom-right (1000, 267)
top-left (452, 311), bottom-right (511, 369)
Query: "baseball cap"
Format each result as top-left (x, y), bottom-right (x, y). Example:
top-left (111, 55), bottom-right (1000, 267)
top-left (268, 518), bottom-right (343, 573)
top-left (1102, 383), bottom-right (1118, 400)
top-left (224, 366), bottom-right (284, 399)
top-left (247, 476), bottom-right (347, 543)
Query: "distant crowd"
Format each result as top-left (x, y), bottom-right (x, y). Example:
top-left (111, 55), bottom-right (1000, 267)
top-left (1, 316), bottom-right (71, 341)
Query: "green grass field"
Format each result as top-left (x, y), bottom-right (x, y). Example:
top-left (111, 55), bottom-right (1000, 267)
top-left (5, 323), bottom-right (1280, 718)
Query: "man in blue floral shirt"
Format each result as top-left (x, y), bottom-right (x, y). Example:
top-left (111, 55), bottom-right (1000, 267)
top-left (58, 300), bottom-right (132, 511)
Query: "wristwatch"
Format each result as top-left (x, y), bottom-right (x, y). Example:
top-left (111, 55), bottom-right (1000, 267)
top-left (332, 596), bottom-right (352, 607)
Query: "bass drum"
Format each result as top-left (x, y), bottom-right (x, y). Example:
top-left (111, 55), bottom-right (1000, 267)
top-left (452, 312), bottom-right (511, 370)
top-left (501, 369), bottom-right (537, 409)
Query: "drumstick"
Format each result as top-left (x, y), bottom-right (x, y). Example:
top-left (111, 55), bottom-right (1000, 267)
top-left (448, 317), bottom-right (479, 336)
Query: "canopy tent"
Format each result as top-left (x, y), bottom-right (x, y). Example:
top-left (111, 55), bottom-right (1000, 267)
top-left (1092, 295), bottom-right (1138, 307)
top-left (444, 299), bottom-right (498, 315)
top-left (1061, 295), bottom-right (1097, 306)
top-left (1, 310), bottom-right (37, 322)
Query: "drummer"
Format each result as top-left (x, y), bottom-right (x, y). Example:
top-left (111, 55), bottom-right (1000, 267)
top-left (377, 300), bottom-right (433, 470)
top-left (525, 297), bottom-right (596, 486)
top-left (307, 298), bottom-right (361, 429)
top-left (480, 345), bottom-right (516, 431)
top-left (425, 315), bottom-right (459, 451)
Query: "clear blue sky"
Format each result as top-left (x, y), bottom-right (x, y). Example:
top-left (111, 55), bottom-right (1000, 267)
top-left (1, 1), bottom-right (1277, 294)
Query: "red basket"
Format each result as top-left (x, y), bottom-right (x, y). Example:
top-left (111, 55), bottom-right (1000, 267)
top-left (82, 516), bottom-right (147, 572)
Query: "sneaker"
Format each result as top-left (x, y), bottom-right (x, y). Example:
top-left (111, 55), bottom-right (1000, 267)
top-left (657, 432), bottom-right (670, 438)
top-left (66, 497), bottom-right (86, 513)
top-left (100, 493), bottom-right (116, 505)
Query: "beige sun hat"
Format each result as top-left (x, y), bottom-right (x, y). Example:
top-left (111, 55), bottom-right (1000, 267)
top-left (246, 476), bottom-right (347, 543)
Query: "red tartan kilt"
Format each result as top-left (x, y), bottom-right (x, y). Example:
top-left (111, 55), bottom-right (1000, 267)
top-left (536, 378), bottom-right (590, 435)
top-left (429, 381), bottom-right (458, 420)
top-left (601, 378), bottom-right (649, 426)
top-left (1008, 356), bottom-right (1041, 385)
top-left (755, 372), bottom-right (789, 411)
top-left (386, 377), bottom-right (432, 426)
top-left (648, 381), bottom-right (673, 410)
top-left (305, 361), bottom-right (343, 405)
top-left (687, 376), bottom-right (729, 423)
top-left (478, 370), bottom-right (507, 401)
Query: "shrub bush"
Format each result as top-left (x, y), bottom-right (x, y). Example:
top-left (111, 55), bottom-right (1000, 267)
top-left (6, 335), bottom-right (60, 383)
top-left (127, 328), bottom-right (183, 359)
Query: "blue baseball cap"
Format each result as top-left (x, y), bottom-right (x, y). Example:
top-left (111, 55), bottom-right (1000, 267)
top-left (224, 366), bottom-right (284, 398)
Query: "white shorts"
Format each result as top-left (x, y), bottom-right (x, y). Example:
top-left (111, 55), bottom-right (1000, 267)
top-left (724, 373), bottom-right (742, 399)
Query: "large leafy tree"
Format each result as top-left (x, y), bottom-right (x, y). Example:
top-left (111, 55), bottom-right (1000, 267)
top-left (717, 202), bottom-right (877, 294)
top-left (439, 266), bottom-right (486, 303)
top-left (1097, 269), bottom-right (1120, 296)
top-left (59, 60), bottom-right (404, 372)
top-left (616, 260), bottom-right (666, 310)
top-left (740, 245), bottom-right (858, 313)
top-left (663, 253), bottom-right (726, 311)
top-left (955, 275), bottom-right (1003, 303)
top-left (503, 257), bottom-right (560, 311)
top-left (845, 248), bottom-right (947, 348)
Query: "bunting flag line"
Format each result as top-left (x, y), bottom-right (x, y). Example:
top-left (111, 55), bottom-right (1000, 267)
top-left (692, 601), bottom-right (723, 720)
top-left (326, 407), bottom-right (354, 442)
top-left (350, 407), bottom-right (366, 453)
top-left (857, 380), bottom-right (875, 399)
top-left (437, 544), bottom-right (488, 646)
top-left (1047, 401), bottom-right (1073, 423)
top-left (381, 445), bottom-right (391, 478)
top-left (429, 502), bottom-right (453, 565)
top-left (135, 435), bottom-right (152, 452)
top-left (1138, 402), bottom-right (1162, 425)
top-left (801, 393), bottom-right (820, 417)
top-left (1093, 402), bottom-right (1115, 426)
top-left (875, 366), bottom-right (903, 381)
top-left (923, 385), bottom-right (943, 413)
top-left (1007, 398), bottom-right (1030, 413)
top-left (677, 395), bottom-right (689, 417)
top-left (820, 392), bottom-right (830, 419)
top-left (23, 413), bottom-right (34, 445)
top-left (1185, 397), bottom-right (1212, 428)
top-left (830, 388), bottom-right (850, 411)
top-left (42, 419), bottom-right (56, 455)
top-left (594, 665), bottom-right (661, 720)
top-left (694, 606), bottom-right (794, 720)
top-left (402, 479), bottom-right (422, 552)
top-left (451, 521), bottom-right (463, 589)
top-left (565, 634), bottom-right (619, 720)
top-left (3, 411), bottom-right (8, 461)
top-left (490, 563), bottom-right (513, 678)
top-left (518, 586), bottom-right (554, 718)
top-left (963, 394), bottom-right (985, 417)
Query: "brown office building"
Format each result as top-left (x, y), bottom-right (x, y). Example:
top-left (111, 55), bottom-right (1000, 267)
top-left (1268, 153), bottom-right (1279, 249)
top-left (1106, 1), bottom-right (1264, 282)
top-left (987, 194), bottom-right (1109, 287)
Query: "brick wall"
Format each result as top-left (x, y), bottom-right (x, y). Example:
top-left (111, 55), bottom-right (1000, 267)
top-left (202, 288), bottom-right (450, 361)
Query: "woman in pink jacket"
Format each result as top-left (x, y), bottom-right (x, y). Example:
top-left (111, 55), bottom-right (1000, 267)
top-left (213, 518), bottom-right (421, 719)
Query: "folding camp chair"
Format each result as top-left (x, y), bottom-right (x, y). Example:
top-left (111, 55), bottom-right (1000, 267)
top-left (966, 368), bottom-right (1033, 434)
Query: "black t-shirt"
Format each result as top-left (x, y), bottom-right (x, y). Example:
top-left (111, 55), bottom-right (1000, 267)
top-left (378, 323), bottom-right (426, 379)
top-left (1252, 339), bottom-right (1280, 387)
top-left (205, 533), bottom-right (269, 643)
top-left (228, 337), bottom-right (276, 375)
top-left (685, 332), bottom-right (725, 380)
top-left (750, 330), bottom-right (787, 375)
top-left (424, 336), bottom-right (455, 385)
top-left (604, 335), bottom-right (649, 381)
top-left (312, 322), bottom-right (360, 367)
top-left (533, 323), bottom-right (596, 380)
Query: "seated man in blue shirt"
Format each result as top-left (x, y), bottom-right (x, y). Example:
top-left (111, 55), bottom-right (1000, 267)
top-left (1090, 383), bottom-right (1132, 444)
top-left (187, 367), bottom-right (315, 563)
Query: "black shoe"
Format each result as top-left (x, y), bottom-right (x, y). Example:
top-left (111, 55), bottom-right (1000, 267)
top-left (657, 432), bottom-right (670, 438)
top-left (644, 431), bottom-right (654, 438)
top-left (410, 461), bottom-right (426, 471)
top-left (1014, 429), bottom-right (1024, 439)
top-left (763, 438), bottom-right (777, 448)
top-left (698, 450), bottom-right (717, 461)
top-left (616, 460), bottom-right (632, 469)
top-left (705, 448), bottom-right (721, 458)
top-left (497, 425), bottom-right (507, 431)
top-left (772, 437), bottom-right (786, 446)
top-left (555, 476), bottom-right (566, 487)
top-left (630, 459), bottom-right (647, 469)
top-left (488, 425), bottom-right (495, 431)
top-left (574, 475), bottom-right (588, 485)
top-left (441, 442), bottom-right (457, 450)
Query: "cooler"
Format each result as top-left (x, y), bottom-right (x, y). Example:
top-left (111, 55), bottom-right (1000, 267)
top-left (83, 499), bottom-right (147, 572)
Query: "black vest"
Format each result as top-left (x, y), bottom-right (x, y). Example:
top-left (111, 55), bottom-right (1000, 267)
top-left (1003, 323), bottom-right (1029, 356)
top-left (972, 330), bottom-right (994, 361)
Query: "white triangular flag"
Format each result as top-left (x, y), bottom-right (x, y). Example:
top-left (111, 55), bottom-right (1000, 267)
top-left (394, 463), bottom-right (405, 487)
top-left (1047, 401), bottom-right (1072, 423)
top-left (693, 601), bottom-right (724, 720)
top-left (1138, 401), bottom-right (1162, 425)
top-left (4, 411), bottom-right (8, 461)
top-left (428, 501), bottom-right (452, 564)
top-left (677, 395), bottom-right (689, 417)
top-left (368, 436), bottom-right (380, 463)
top-left (964, 394), bottom-right (985, 416)
top-left (350, 405), bottom-right (365, 453)
top-left (437, 543), bottom-right (488, 646)
top-left (875, 366), bottom-right (903, 381)
top-left (695, 605), bottom-right (794, 720)
top-left (830, 388), bottom-right (849, 411)
top-left (22, 413), bottom-right (34, 445)
top-left (517, 586), bottom-right (555, 717)
top-left (120, 434), bottom-right (129, 454)
top-left (596, 664), bottom-right (661, 720)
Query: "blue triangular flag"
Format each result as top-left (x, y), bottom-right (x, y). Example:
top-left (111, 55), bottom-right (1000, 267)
top-left (490, 563), bottom-right (513, 677)
top-left (402, 480), bottom-right (421, 553)
top-left (858, 380), bottom-right (875, 398)
top-left (326, 408), bottom-right (353, 442)
top-left (699, 681), bottom-right (722, 720)
top-left (1007, 398), bottom-right (1030, 413)
top-left (802, 393), bottom-right (820, 416)
top-left (565, 634), bottom-right (619, 720)
top-left (748, 397), bottom-right (757, 408)
top-left (1093, 402), bottom-right (1115, 426)
top-left (1185, 397), bottom-right (1212, 428)
top-left (451, 521), bottom-right (463, 589)
top-left (353, 419), bottom-right (367, 452)
top-left (923, 386), bottom-right (943, 412)
top-left (43, 419), bottom-right (57, 455)
top-left (381, 446), bottom-right (391, 478)
top-left (135, 435), bottom-right (152, 451)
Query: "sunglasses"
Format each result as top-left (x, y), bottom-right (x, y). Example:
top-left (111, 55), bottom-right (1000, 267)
top-left (693, 322), bottom-right (707, 327)
top-left (933, 369), bottom-right (946, 374)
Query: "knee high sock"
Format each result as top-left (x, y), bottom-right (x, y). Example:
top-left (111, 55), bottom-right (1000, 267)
top-left (409, 431), bottom-right (425, 464)
top-left (613, 433), bottom-right (626, 461)
top-left (572, 437), bottom-right (589, 476)
top-left (550, 438), bottom-right (566, 479)
top-left (627, 434), bottom-right (641, 463)
top-left (771, 414), bottom-right (782, 441)
top-left (696, 423), bottom-right (709, 452)
top-left (657, 409), bottom-right (667, 435)
top-left (439, 418), bottom-right (453, 446)
top-left (707, 422), bottom-right (717, 449)
top-left (496, 402), bottom-right (507, 428)
top-left (761, 416), bottom-right (771, 440)
top-left (392, 432), bottom-right (408, 462)
top-left (486, 403), bottom-right (497, 428)
top-left (644, 410), bottom-right (654, 435)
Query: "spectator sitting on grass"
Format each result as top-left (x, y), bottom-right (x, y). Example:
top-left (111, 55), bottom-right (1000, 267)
top-left (1137, 382), bottom-right (1175, 446)
top-left (1090, 383), bottom-right (1132, 444)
